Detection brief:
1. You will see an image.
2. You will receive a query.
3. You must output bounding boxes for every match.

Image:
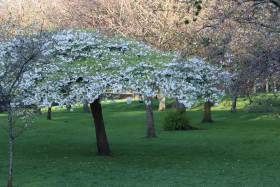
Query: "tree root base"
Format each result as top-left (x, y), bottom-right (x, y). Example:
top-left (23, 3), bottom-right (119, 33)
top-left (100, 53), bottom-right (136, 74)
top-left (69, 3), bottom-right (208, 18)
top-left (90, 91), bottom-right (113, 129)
top-left (202, 119), bottom-right (214, 123)
top-left (97, 151), bottom-right (114, 157)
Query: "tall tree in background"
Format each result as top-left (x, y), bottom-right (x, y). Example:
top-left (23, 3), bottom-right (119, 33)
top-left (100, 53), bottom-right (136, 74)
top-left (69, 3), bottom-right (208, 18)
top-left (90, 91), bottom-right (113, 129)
top-left (53, 0), bottom-right (192, 50)
top-left (181, 0), bottom-right (279, 113)
top-left (0, 0), bottom-right (62, 29)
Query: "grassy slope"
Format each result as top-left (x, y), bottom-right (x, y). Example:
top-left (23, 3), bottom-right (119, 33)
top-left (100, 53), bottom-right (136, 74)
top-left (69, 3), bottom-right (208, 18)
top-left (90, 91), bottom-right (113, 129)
top-left (0, 99), bottom-right (279, 187)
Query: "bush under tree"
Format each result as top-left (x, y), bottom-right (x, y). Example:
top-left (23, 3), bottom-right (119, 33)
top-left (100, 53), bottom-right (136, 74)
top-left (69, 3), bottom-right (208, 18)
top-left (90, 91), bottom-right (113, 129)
top-left (163, 109), bottom-right (193, 131)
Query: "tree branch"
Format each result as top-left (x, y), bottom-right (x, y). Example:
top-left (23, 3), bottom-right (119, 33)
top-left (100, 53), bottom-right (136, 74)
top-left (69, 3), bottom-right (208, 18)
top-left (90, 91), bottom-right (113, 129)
top-left (234, 0), bottom-right (280, 8)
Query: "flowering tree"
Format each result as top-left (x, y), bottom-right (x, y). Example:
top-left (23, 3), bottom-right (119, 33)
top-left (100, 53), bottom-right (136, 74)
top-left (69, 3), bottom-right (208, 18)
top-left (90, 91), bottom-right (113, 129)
top-left (158, 57), bottom-right (230, 123)
top-left (0, 25), bottom-right (54, 187)
top-left (36, 29), bottom-right (127, 156)
top-left (122, 56), bottom-right (230, 135)
top-left (120, 49), bottom-right (179, 137)
top-left (181, 58), bottom-right (230, 123)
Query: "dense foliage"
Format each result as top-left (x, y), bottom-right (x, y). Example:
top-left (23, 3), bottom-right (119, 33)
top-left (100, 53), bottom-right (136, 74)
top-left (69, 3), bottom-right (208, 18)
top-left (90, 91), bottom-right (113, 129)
top-left (163, 109), bottom-right (191, 131)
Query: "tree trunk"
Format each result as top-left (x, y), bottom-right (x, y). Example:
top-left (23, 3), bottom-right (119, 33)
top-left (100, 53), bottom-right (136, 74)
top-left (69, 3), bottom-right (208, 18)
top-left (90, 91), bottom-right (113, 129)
top-left (146, 98), bottom-right (156, 138)
top-left (47, 107), bottom-right (51, 120)
top-left (253, 85), bottom-right (257, 93)
top-left (174, 98), bottom-right (186, 115)
top-left (202, 101), bottom-right (214, 123)
top-left (139, 94), bottom-right (143, 103)
top-left (83, 99), bottom-right (90, 113)
top-left (66, 88), bottom-right (71, 110)
top-left (266, 81), bottom-right (269, 93)
top-left (90, 99), bottom-right (112, 156)
top-left (38, 108), bottom-right (42, 114)
top-left (274, 81), bottom-right (277, 93)
top-left (230, 96), bottom-right (237, 113)
top-left (158, 96), bottom-right (166, 111)
top-left (34, 105), bottom-right (42, 115)
top-left (245, 89), bottom-right (253, 105)
top-left (66, 105), bottom-right (71, 110)
top-left (7, 111), bottom-right (13, 187)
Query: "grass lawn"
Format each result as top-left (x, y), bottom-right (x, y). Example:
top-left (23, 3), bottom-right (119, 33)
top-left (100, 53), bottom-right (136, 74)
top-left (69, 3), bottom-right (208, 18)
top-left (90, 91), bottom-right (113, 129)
top-left (0, 99), bottom-right (279, 187)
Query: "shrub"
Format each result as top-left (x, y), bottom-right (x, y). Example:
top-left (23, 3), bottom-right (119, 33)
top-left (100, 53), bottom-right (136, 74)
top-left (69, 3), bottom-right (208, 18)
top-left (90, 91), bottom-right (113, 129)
top-left (163, 109), bottom-right (191, 131)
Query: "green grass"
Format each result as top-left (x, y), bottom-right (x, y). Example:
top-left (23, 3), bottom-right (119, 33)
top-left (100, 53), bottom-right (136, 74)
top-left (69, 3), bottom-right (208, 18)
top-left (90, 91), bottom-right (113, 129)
top-left (0, 99), bottom-right (280, 187)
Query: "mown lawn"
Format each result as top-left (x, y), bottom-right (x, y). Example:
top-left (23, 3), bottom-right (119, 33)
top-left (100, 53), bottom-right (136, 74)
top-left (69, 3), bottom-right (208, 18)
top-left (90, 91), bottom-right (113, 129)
top-left (0, 99), bottom-right (279, 187)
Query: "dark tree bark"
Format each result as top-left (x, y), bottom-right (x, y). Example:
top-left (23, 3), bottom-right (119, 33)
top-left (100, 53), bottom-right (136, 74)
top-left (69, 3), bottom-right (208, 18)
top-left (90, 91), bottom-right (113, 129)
top-left (7, 111), bottom-right (13, 187)
top-left (202, 101), bottom-right (214, 123)
top-left (66, 87), bottom-right (71, 110)
top-left (66, 105), bottom-right (71, 110)
top-left (253, 85), bottom-right (257, 93)
top-left (33, 105), bottom-right (42, 115)
top-left (274, 81), bottom-right (277, 93)
top-left (245, 88), bottom-right (253, 105)
top-left (47, 107), bottom-right (51, 120)
top-left (158, 96), bottom-right (166, 111)
top-left (146, 98), bottom-right (156, 138)
top-left (230, 96), bottom-right (237, 113)
top-left (37, 108), bottom-right (42, 114)
top-left (90, 99), bottom-right (112, 156)
top-left (174, 98), bottom-right (186, 115)
top-left (83, 99), bottom-right (90, 113)
top-left (266, 81), bottom-right (269, 93)
top-left (139, 94), bottom-right (143, 103)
